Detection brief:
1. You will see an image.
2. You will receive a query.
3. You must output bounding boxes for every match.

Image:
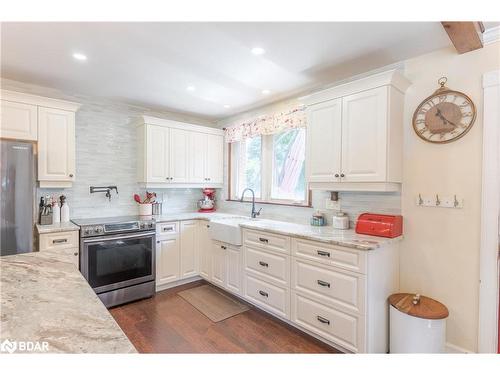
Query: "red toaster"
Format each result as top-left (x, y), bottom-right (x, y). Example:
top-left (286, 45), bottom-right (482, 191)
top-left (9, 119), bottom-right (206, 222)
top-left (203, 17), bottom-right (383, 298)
top-left (355, 213), bottom-right (403, 238)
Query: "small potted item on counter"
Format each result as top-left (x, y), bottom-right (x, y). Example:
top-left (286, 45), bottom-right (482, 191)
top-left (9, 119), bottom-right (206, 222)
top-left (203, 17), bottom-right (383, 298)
top-left (134, 191), bottom-right (156, 216)
top-left (332, 211), bottom-right (349, 229)
top-left (310, 210), bottom-right (325, 226)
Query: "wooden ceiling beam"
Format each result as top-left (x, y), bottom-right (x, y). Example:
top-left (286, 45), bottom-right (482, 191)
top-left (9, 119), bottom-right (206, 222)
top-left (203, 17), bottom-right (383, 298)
top-left (441, 22), bottom-right (484, 54)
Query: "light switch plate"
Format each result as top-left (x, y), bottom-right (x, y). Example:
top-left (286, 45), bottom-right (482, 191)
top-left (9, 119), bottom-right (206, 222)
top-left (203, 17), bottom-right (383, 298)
top-left (325, 199), bottom-right (340, 210)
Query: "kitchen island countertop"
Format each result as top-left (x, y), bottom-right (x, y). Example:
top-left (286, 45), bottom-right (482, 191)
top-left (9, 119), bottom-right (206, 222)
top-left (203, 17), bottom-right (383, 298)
top-left (0, 251), bottom-right (136, 353)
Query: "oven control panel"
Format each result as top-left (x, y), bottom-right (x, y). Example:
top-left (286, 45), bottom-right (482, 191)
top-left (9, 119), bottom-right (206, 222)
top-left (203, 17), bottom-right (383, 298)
top-left (80, 220), bottom-right (155, 237)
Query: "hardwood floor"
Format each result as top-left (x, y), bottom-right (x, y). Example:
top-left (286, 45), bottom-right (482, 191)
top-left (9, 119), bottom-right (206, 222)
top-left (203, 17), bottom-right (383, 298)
top-left (109, 280), bottom-right (340, 353)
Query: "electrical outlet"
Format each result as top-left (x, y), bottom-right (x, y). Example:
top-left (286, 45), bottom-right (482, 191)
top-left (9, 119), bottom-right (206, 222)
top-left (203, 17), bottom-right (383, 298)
top-left (325, 199), bottom-right (340, 210)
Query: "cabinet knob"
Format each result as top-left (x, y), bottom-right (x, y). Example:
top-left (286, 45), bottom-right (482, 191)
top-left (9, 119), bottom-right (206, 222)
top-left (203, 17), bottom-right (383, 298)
top-left (69, 174), bottom-right (74, 178)
top-left (340, 173), bottom-right (345, 178)
top-left (334, 173), bottom-right (339, 178)
top-left (73, 252), bottom-right (78, 256)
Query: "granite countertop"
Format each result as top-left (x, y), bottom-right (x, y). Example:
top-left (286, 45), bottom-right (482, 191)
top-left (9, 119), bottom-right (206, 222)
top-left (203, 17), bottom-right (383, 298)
top-left (0, 251), bottom-right (136, 353)
top-left (153, 212), bottom-right (398, 250)
top-left (36, 222), bottom-right (80, 234)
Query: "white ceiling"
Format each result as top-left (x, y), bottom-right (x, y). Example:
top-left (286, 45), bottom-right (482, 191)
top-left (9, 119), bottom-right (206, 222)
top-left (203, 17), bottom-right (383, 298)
top-left (0, 22), bottom-right (478, 120)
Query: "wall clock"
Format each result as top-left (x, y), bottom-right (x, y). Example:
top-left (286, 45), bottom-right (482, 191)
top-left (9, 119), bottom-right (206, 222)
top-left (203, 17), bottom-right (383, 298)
top-left (412, 77), bottom-right (476, 144)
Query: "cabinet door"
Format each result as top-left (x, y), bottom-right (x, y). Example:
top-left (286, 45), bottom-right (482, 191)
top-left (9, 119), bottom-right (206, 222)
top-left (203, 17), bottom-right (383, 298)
top-left (169, 128), bottom-right (189, 183)
top-left (205, 134), bottom-right (223, 184)
top-left (147, 125), bottom-right (169, 183)
top-left (180, 220), bottom-right (198, 278)
top-left (0, 100), bottom-right (38, 141)
top-left (198, 222), bottom-right (212, 280)
top-left (341, 87), bottom-right (388, 182)
top-left (38, 107), bottom-right (75, 182)
top-left (211, 241), bottom-right (226, 287)
top-left (306, 99), bottom-right (342, 182)
top-left (188, 131), bottom-right (208, 183)
top-left (156, 236), bottom-right (180, 285)
top-left (226, 245), bottom-right (242, 295)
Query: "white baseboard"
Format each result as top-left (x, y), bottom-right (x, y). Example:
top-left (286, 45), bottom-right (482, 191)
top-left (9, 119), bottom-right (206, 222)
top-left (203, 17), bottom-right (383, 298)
top-left (445, 342), bottom-right (475, 354)
top-left (155, 275), bottom-right (203, 292)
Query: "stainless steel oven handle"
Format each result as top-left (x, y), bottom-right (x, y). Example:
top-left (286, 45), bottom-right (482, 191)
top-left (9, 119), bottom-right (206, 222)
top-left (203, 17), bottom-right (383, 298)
top-left (82, 231), bottom-right (156, 243)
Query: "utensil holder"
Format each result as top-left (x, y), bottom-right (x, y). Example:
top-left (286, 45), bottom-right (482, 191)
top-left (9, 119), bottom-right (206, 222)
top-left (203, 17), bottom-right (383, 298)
top-left (138, 203), bottom-right (153, 216)
top-left (40, 213), bottom-right (53, 225)
top-left (152, 202), bottom-right (162, 215)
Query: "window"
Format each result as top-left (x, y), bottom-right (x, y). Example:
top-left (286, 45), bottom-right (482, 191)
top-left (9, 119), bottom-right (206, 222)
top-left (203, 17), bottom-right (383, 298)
top-left (230, 128), bottom-right (308, 206)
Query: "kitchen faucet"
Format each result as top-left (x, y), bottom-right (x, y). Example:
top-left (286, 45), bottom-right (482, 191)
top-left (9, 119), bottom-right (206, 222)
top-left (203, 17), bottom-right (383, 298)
top-left (240, 188), bottom-right (262, 218)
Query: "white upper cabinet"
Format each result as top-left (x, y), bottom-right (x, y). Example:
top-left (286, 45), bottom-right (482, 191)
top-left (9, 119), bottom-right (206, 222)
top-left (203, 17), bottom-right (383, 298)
top-left (169, 128), bottom-right (189, 183)
top-left (0, 100), bottom-right (38, 141)
top-left (1, 90), bottom-right (80, 188)
top-left (188, 131), bottom-right (208, 183)
top-left (146, 125), bottom-right (169, 183)
top-left (205, 133), bottom-right (224, 184)
top-left (307, 99), bottom-right (342, 183)
top-left (302, 70), bottom-right (410, 192)
top-left (38, 107), bottom-right (76, 185)
top-left (138, 116), bottom-right (224, 187)
top-left (341, 87), bottom-right (388, 183)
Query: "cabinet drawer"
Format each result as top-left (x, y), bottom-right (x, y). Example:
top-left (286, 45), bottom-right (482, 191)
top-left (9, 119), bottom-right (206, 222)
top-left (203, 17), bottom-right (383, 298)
top-left (243, 229), bottom-right (290, 254)
top-left (292, 238), bottom-right (366, 274)
top-left (245, 246), bottom-right (289, 286)
top-left (39, 231), bottom-right (79, 251)
top-left (292, 258), bottom-right (365, 315)
top-left (244, 274), bottom-right (289, 319)
top-left (157, 222), bottom-right (179, 236)
top-left (291, 291), bottom-right (363, 353)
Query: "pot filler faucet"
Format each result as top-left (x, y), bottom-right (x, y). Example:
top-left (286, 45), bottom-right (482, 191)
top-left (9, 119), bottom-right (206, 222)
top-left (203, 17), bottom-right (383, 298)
top-left (90, 186), bottom-right (118, 201)
top-left (240, 188), bottom-right (262, 218)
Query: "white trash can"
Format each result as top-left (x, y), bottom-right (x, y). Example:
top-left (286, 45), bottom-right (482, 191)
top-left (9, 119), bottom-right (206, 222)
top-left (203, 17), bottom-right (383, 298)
top-left (389, 293), bottom-right (448, 353)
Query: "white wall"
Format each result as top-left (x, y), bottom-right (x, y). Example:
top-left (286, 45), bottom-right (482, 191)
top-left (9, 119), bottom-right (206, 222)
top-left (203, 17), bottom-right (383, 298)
top-left (401, 41), bottom-right (500, 352)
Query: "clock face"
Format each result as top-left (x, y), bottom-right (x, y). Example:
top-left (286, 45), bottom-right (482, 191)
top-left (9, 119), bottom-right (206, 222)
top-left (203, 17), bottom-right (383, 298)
top-left (413, 90), bottom-right (476, 143)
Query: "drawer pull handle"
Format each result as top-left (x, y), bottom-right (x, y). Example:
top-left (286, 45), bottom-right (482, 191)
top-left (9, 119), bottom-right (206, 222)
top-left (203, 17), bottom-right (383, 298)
top-left (258, 290), bottom-right (269, 298)
top-left (53, 239), bottom-right (68, 244)
top-left (258, 261), bottom-right (269, 268)
top-left (258, 237), bottom-right (269, 243)
top-left (317, 280), bottom-right (331, 288)
top-left (316, 250), bottom-right (330, 257)
top-left (163, 227), bottom-right (174, 231)
top-left (221, 245), bottom-right (227, 250)
top-left (317, 315), bottom-right (330, 325)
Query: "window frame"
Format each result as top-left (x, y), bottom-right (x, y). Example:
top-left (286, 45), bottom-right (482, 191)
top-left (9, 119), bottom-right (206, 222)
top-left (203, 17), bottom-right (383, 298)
top-left (227, 130), bottom-right (311, 207)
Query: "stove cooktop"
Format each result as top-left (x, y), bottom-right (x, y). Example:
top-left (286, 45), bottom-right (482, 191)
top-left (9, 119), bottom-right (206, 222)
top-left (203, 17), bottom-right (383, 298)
top-left (72, 216), bottom-right (155, 237)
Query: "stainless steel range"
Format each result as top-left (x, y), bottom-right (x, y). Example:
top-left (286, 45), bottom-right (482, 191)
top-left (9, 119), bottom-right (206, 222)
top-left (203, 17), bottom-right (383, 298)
top-left (72, 216), bottom-right (156, 308)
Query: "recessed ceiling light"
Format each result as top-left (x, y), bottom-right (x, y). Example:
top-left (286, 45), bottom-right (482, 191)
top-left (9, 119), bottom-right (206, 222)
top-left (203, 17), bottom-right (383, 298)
top-left (223, 104), bottom-right (231, 109)
top-left (72, 52), bottom-right (87, 61)
top-left (186, 86), bottom-right (196, 92)
top-left (251, 47), bottom-right (265, 55)
top-left (261, 89), bottom-right (271, 95)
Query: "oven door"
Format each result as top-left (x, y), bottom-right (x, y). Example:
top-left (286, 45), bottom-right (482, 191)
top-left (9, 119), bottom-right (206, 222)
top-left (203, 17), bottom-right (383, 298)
top-left (81, 231), bottom-right (155, 294)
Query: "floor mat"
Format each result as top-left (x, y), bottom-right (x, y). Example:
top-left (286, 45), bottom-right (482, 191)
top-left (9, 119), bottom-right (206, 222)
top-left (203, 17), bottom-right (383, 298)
top-left (177, 284), bottom-right (249, 322)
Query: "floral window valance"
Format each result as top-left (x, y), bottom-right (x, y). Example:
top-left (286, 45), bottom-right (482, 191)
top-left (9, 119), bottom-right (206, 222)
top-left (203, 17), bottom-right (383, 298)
top-left (224, 106), bottom-right (306, 143)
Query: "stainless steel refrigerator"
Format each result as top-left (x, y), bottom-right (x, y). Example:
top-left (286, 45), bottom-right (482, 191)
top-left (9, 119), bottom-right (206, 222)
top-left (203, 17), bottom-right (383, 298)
top-left (1, 140), bottom-right (36, 256)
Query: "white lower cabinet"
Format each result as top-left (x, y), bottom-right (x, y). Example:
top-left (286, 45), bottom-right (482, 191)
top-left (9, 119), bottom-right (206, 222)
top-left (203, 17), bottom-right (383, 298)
top-left (291, 291), bottom-right (363, 353)
top-left (180, 221), bottom-right (198, 278)
top-left (210, 240), bottom-right (243, 295)
top-left (156, 236), bottom-right (180, 285)
top-left (38, 230), bottom-right (79, 268)
top-left (156, 220), bottom-right (198, 289)
top-left (198, 221), bottom-right (212, 280)
top-left (211, 241), bottom-right (226, 287)
top-left (244, 274), bottom-right (290, 319)
top-left (226, 245), bottom-right (243, 295)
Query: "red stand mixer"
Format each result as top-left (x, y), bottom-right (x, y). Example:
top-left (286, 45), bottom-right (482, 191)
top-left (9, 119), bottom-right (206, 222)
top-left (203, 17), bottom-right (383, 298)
top-left (198, 188), bottom-right (216, 212)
